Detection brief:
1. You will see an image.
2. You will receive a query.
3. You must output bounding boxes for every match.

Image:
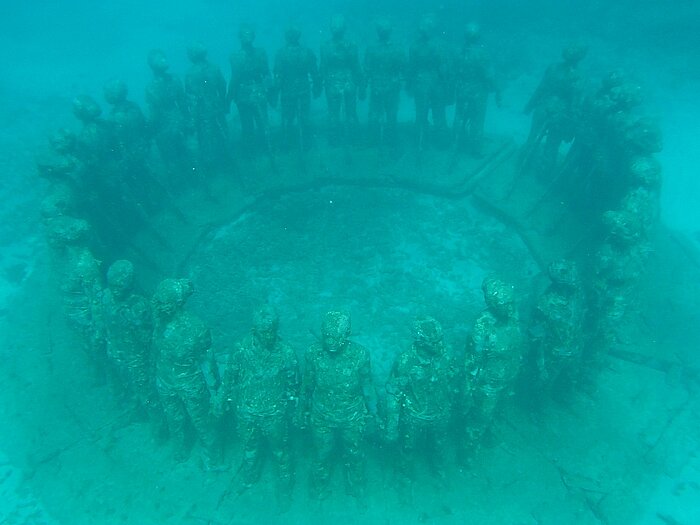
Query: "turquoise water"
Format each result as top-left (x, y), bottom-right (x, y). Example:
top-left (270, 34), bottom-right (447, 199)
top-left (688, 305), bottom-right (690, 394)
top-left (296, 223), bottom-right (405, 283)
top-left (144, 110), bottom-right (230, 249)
top-left (1, 2), bottom-right (699, 524)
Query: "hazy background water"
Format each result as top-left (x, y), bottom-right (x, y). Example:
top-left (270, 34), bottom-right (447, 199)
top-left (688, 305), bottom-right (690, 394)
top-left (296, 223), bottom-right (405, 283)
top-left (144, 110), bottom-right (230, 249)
top-left (1, 0), bottom-right (699, 234)
top-left (1, 1), bottom-right (699, 523)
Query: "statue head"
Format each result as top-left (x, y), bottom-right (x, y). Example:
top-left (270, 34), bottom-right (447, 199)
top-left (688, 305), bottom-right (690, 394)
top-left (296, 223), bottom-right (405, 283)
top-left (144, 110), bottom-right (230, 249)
top-left (103, 79), bottom-right (128, 106)
top-left (561, 43), bottom-right (588, 65)
top-left (603, 209), bottom-right (643, 246)
top-left (152, 278), bottom-right (194, 320)
top-left (412, 315), bottom-right (444, 356)
top-left (45, 215), bottom-right (91, 248)
top-left (482, 277), bottom-right (515, 319)
top-left (321, 311), bottom-right (351, 354)
top-left (464, 22), bottom-right (481, 43)
top-left (547, 259), bottom-right (580, 288)
top-left (187, 42), bottom-right (208, 63)
top-left (330, 15), bottom-right (346, 39)
top-left (107, 260), bottom-right (135, 300)
top-left (72, 95), bottom-right (102, 123)
top-left (252, 305), bottom-right (280, 349)
top-left (376, 19), bottom-right (392, 42)
top-left (147, 49), bottom-right (169, 74)
top-left (285, 26), bottom-right (302, 45)
top-left (239, 24), bottom-right (256, 47)
top-left (418, 15), bottom-right (436, 38)
top-left (629, 156), bottom-right (662, 189)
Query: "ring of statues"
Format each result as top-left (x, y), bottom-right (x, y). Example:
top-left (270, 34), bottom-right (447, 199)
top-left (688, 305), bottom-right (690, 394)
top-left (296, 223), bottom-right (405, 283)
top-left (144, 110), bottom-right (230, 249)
top-left (35, 15), bottom-right (664, 513)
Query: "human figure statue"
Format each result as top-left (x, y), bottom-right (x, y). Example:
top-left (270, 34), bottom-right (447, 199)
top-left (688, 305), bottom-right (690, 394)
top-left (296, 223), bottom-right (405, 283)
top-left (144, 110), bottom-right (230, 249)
top-left (152, 278), bottom-right (221, 469)
top-left (363, 19), bottom-right (406, 149)
top-left (71, 95), bottom-right (147, 243)
top-left (71, 95), bottom-right (112, 172)
top-left (319, 15), bottom-right (363, 145)
top-left (185, 42), bottom-right (229, 171)
top-left (103, 79), bottom-right (157, 210)
top-left (453, 23), bottom-right (501, 157)
top-left (273, 26), bottom-right (321, 151)
top-left (620, 155), bottom-right (662, 235)
top-left (463, 277), bottom-right (522, 463)
top-left (145, 49), bottom-right (191, 176)
top-left (103, 79), bottom-right (150, 167)
top-left (44, 216), bottom-right (106, 382)
top-left (300, 311), bottom-right (376, 502)
top-left (102, 260), bottom-right (165, 433)
top-left (40, 183), bottom-right (76, 226)
top-left (593, 210), bottom-right (649, 353)
top-left (522, 43), bottom-right (587, 176)
top-left (407, 16), bottom-right (452, 149)
top-left (36, 129), bottom-right (80, 191)
top-left (385, 316), bottom-right (459, 495)
top-left (214, 306), bottom-right (299, 508)
top-left (556, 71), bottom-right (628, 209)
top-left (227, 24), bottom-right (272, 155)
top-left (530, 260), bottom-right (586, 396)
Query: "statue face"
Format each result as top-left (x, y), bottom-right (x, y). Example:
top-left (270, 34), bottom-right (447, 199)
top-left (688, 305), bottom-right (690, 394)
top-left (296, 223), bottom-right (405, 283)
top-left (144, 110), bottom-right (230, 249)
top-left (153, 279), bottom-right (193, 321)
top-left (482, 278), bottom-right (515, 318)
top-left (490, 301), bottom-right (514, 319)
top-left (330, 15), bottom-right (346, 38)
top-left (110, 281), bottom-right (130, 300)
top-left (251, 306), bottom-right (279, 350)
top-left (412, 316), bottom-right (443, 356)
top-left (239, 26), bottom-right (255, 46)
top-left (321, 311), bottom-right (351, 353)
top-left (323, 333), bottom-right (348, 353)
top-left (148, 50), bottom-right (169, 73)
top-left (414, 338), bottom-right (441, 357)
top-left (253, 325), bottom-right (277, 349)
top-left (154, 301), bottom-right (176, 320)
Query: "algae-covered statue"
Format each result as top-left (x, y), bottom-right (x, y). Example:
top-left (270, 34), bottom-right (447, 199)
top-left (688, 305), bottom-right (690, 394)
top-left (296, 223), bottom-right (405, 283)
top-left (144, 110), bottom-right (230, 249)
top-left (45, 216), bottom-right (106, 381)
top-left (227, 24), bottom-right (272, 154)
top-left (214, 305), bottom-right (299, 504)
top-left (103, 79), bottom-right (150, 166)
top-left (407, 15), bottom-right (452, 148)
top-left (363, 19), bottom-right (406, 149)
top-left (152, 278), bottom-right (221, 469)
top-left (185, 43), bottom-right (229, 171)
top-left (453, 23), bottom-right (500, 156)
top-left (102, 260), bottom-right (164, 432)
top-left (531, 260), bottom-right (586, 395)
top-left (145, 49), bottom-right (191, 173)
top-left (522, 43), bottom-right (587, 175)
top-left (273, 26), bottom-right (320, 151)
top-left (319, 15), bottom-right (363, 145)
top-left (300, 311), bottom-right (376, 501)
top-left (385, 316), bottom-right (459, 491)
top-left (71, 94), bottom-right (111, 170)
top-left (593, 210), bottom-right (649, 351)
top-left (463, 277), bottom-right (522, 462)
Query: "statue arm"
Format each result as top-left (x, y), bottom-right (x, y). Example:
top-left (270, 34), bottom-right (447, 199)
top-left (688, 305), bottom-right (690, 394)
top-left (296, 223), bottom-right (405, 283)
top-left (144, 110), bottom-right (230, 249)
top-left (308, 50), bottom-right (322, 97)
top-left (384, 357), bottom-right (404, 442)
top-left (212, 350), bottom-right (237, 416)
top-left (284, 349), bottom-right (301, 410)
top-left (200, 328), bottom-right (221, 390)
top-left (297, 351), bottom-right (315, 428)
top-left (360, 354), bottom-right (377, 415)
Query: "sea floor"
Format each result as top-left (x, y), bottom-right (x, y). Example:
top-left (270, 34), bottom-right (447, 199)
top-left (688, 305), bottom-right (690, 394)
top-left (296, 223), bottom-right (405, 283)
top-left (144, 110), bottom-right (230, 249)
top-left (2, 6), bottom-right (700, 519)
top-left (1, 144), bottom-right (699, 524)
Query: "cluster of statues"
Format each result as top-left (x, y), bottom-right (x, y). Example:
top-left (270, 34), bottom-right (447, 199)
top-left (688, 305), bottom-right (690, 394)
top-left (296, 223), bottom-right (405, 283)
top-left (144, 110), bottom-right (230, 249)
top-left (520, 44), bottom-right (662, 212)
top-left (33, 13), bottom-right (665, 513)
top-left (38, 213), bottom-right (658, 510)
top-left (36, 16), bottom-right (508, 250)
top-left (38, 223), bottom-right (609, 510)
top-left (516, 44), bottom-right (662, 355)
